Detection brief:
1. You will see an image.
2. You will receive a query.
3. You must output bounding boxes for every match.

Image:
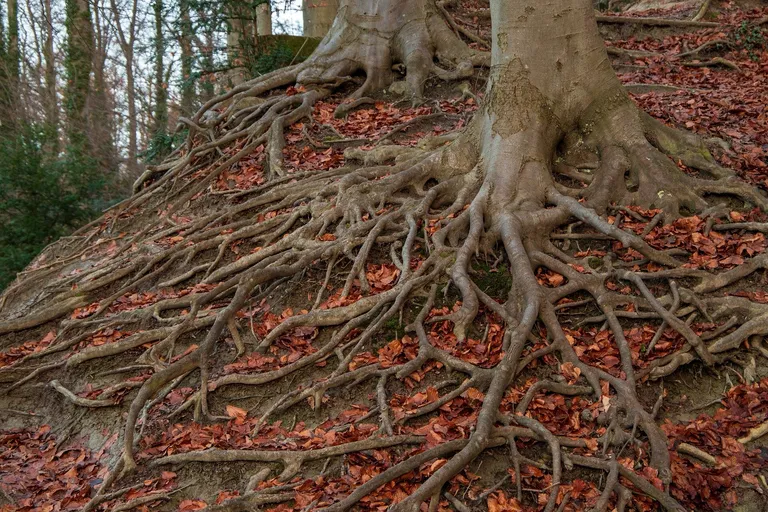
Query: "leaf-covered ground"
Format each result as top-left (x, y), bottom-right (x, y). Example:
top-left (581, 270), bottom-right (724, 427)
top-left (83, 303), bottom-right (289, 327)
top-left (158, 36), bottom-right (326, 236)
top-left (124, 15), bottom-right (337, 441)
top-left (1, 2), bottom-right (768, 511)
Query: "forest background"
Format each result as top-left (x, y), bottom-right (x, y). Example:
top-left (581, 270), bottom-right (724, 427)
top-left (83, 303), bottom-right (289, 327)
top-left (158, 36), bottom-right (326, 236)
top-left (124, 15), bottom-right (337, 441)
top-left (0, 0), bottom-right (329, 289)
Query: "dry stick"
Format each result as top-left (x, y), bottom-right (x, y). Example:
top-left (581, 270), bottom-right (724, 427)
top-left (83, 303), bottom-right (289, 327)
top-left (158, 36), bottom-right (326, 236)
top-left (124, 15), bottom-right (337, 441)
top-left (677, 442), bottom-right (716, 465)
top-left (444, 492), bottom-right (471, 512)
top-left (312, 253), bottom-right (338, 310)
top-left (712, 221), bottom-right (768, 234)
top-left (739, 421), bottom-right (768, 444)
top-left (692, 0), bottom-right (712, 22)
top-left (555, 492), bottom-right (571, 512)
top-left (377, 375), bottom-right (394, 435)
top-left (437, 0), bottom-right (489, 47)
top-left (683, 57), bottom-right (741, 71)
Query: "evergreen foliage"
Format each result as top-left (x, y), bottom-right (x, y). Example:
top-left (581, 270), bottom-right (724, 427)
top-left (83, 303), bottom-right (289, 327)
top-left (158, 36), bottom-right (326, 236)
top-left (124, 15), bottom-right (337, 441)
top-left (0, 125), bottom-right (109, 288)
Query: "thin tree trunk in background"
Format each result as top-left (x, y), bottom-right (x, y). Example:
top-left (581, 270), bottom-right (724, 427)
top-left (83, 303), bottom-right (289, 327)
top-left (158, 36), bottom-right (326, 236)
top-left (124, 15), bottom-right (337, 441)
top-left (257, 1), bottom-right (271, 36)
top-left (42, 0), bottom-right (58, 149)
top-left (5, 0), bottom-right (20, 126)
top-left (90, 0), bottom-right (117, 172)
top-left (200, 13), bottom-right (215, 102)
top-left (7, 0), bottom-right (19, 80)
top-left (109, 0), bottom-right (139, 174)
top-left (0, 12), bottom-right (10, 134)
top-left (227, 0), bottom-right (250, 86)
top-left (64, 0), bottom-right (93, 149)
top-left (153, 0), bottom-right (167, 138)
top-left (302, 0), bottom-right (338, 38)
top-left (179, 0), bottom-right (194, 116)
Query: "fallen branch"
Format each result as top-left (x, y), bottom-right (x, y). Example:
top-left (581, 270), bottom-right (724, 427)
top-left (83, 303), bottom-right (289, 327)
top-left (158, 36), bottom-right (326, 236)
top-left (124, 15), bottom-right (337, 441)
top-left (677, 442), bottom-right (717, 465)
top-left (739, 421), bottom-right (768, 444)
top-left (692, 0), bottom-right (712, 22)
top-left (683, 57), bottom-right (741, 71)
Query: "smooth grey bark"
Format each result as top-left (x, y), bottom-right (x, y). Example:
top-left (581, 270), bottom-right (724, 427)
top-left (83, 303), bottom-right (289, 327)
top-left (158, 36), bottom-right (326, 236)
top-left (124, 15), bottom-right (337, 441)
top-left (297, 0), bottom-right (485, 99)
top-left (256, 1), bottom-right (271, 35)
top-left (302, 0), bottom-right (338, 38)
top-left (390, 2), bottom-right (681, 509)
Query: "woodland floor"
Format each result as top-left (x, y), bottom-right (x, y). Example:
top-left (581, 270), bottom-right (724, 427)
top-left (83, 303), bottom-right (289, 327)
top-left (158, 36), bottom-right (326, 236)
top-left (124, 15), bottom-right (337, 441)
top-left (1, 1), bottom-right (768, 511)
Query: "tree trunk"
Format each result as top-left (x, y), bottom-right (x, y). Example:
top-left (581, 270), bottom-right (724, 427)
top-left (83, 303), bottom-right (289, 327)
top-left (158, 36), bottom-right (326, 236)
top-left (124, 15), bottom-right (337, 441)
top-left (256, 1), bottom-right (271, 36)
top-left (226, 0), bottom-right (252, 86)
top-left (153, 0), bottom-right (168, 137)
top-left (89, 0), bottom-right (117, 172)
top-left (64, 0), bottom-right (94, 149)
top-left (5, 2), bottom-right (764, 512)
top-left (200, 26), bottom-right (215, 103)
top-left (43, 0), bottom-right (58, 149)
top-left (0, 7), bottom-right (11, 133)
top-left (5, 0), bottom-right (20, 126)
top-left (110, 0), bottom-right (140, 174)
top-left (302, 0), bottom-right (338, 38)
top-left (179, 0), bottom-right (195, 116)
top-left (7, 0), bottom-right (19, 81)
top-left (390, 2), bottom-right (738, 508)
top-left (296, 0), bottom-right (486, 99)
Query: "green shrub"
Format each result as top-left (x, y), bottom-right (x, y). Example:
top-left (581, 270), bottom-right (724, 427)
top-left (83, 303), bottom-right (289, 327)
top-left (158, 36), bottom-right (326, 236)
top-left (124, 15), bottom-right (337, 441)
top-left (0, 125), bottom-right (108, 289)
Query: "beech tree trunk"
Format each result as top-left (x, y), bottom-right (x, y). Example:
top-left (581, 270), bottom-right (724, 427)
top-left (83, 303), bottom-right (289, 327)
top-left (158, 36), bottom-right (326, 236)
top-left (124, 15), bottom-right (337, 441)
top-left (7, 2), bottom-right (764, 512)
top-left (391, 3), bottom-right (727, 508)
top-left (257, 1), bottom-right (271, 36)
top-left (303, 0), bottom-right (338, 38)
top-left (297, 0), bottom-right (484, 99)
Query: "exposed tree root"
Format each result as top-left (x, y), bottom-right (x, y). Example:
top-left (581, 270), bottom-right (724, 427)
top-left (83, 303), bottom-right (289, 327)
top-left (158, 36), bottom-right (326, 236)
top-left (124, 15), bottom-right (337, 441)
top-left (594, 15), bottom-right (719, 28)
top-left (2, 2), bottom-right (768, 511)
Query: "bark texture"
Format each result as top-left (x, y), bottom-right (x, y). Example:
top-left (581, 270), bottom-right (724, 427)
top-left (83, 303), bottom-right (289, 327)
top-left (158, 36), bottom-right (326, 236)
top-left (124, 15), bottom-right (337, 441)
top-left (303, 0), bottom-right (339, 38)
top-left (297, 0), bottom-right (488, 99)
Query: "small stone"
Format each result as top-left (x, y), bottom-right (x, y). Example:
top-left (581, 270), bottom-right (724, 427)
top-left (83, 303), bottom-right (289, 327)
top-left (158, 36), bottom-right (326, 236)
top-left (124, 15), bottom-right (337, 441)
top-left (388, 81), bottom-right (409, 96)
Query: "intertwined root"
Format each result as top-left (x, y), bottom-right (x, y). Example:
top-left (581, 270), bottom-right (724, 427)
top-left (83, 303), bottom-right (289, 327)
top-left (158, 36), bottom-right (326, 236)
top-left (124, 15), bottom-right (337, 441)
top-left (2, 57), bottom-right (768, 511)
